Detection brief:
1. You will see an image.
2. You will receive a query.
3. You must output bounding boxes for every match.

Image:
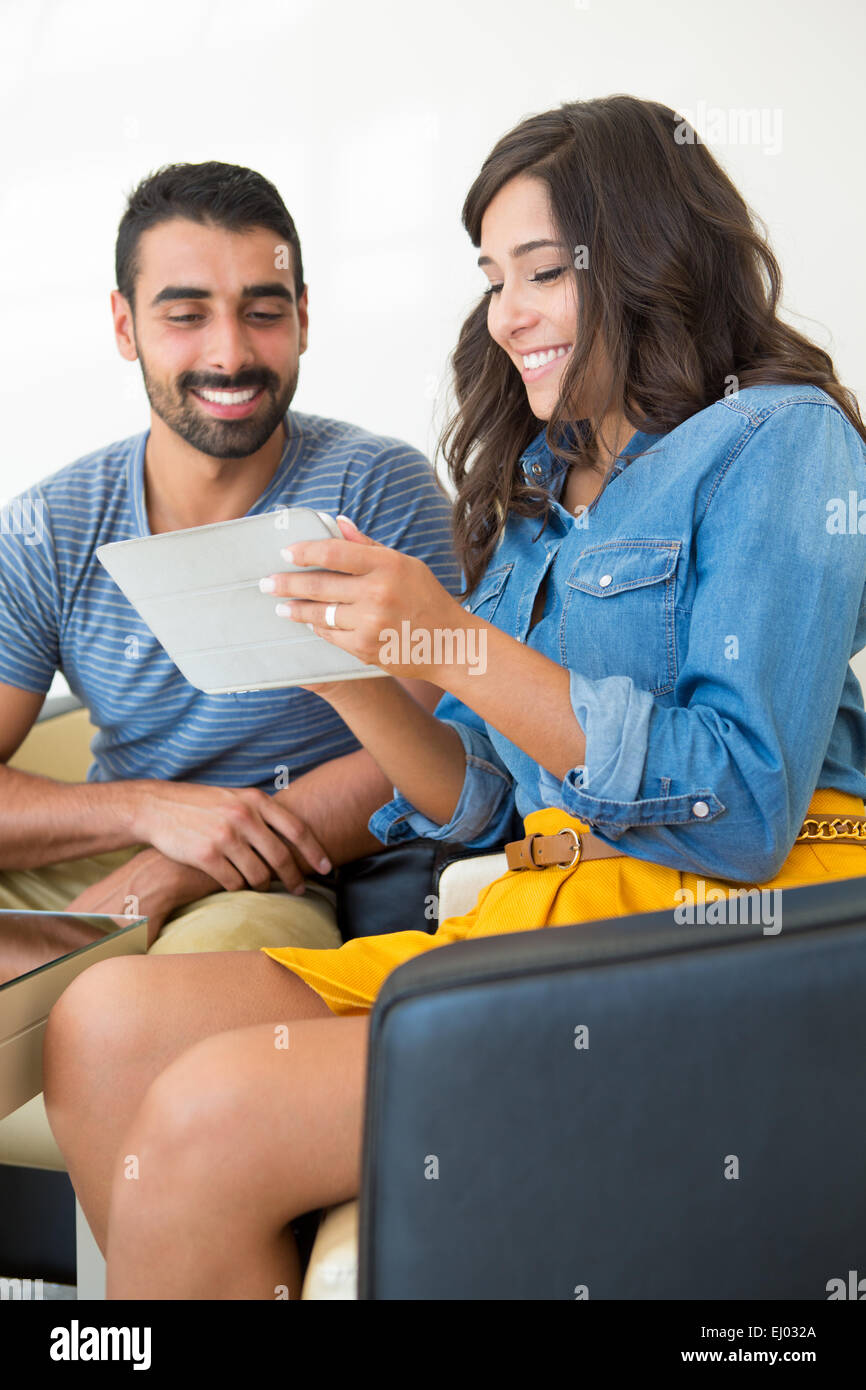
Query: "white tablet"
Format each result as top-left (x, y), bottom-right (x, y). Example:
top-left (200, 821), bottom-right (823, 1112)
top-left (96, 508), bottom-right (387, 693)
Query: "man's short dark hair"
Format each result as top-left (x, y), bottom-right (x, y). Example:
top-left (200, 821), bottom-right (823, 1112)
top-left (115, 161), bottom-right (304, 310)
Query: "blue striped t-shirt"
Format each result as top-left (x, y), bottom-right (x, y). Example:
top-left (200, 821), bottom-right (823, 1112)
top-left (0, 412), bottom-right (460, 789)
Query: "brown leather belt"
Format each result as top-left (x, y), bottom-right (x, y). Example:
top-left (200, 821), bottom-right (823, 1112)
top-left (505, 814), bottom-right (866, 871)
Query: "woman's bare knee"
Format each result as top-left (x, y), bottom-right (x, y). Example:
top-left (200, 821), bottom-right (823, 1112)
top-left (44, 957), bottom-right (150, 1117)
top-left (111, 1015), bottom-right (370, 1237)
top-left (43, 950), bottom-right (333, 1164)
top-left (109, 1040), bottom-right (266, 1232)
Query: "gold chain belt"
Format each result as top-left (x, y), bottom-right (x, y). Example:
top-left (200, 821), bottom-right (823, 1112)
top-left (506, 812), bottom-right (866, 872)
top-left (795, 816), bottom-right (866, 844)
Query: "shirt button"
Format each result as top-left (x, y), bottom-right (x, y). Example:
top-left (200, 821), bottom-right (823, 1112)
top-left (599, 573), bottom-right (612, 588)
top-left (692, 800), bottom-right (709, 818)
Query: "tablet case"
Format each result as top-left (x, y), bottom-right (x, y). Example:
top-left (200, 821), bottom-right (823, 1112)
top-left (96, 508), bottom-right (387, 693)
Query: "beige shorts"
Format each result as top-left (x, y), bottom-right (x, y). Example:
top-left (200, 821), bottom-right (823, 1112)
top-left (0, 846), bottom-right (341, 955)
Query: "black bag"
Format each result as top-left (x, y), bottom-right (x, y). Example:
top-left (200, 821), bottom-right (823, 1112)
top-left (333, 838), bottom-right (489, 942)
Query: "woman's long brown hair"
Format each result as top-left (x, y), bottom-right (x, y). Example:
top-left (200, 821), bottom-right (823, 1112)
top-left (440, 95), bottom-right (865, 595)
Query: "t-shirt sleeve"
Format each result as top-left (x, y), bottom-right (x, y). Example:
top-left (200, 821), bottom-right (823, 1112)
top-left (339, 440), bottom-right (461, 594)
top-left (0, 490), bottom-right (61, 693)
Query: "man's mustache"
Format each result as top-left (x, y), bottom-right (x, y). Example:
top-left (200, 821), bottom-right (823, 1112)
top-left (179, 370), bottom-right (278, 392)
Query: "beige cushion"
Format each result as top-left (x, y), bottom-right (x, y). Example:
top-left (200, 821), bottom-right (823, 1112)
top-left (0, 1093), bottom-right (65, 1170)
top-left (8, 707), bottom-right (94, 783)
top-left (438, 852), bottom-right (508, 923)
top-left (301, 1201), bottom-right (359, 1299)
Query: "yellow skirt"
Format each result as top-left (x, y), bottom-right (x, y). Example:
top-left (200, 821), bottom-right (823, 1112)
top-left (262, 787), bottom-right (866, 1016)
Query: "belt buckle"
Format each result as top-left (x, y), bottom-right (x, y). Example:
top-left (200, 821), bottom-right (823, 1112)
top-left (560, 827), bottom-right (582, 868)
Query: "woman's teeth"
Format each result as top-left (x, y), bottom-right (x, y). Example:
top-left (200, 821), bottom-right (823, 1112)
top-left (196, 387), bottom-right (260, 404)
top-left (523, 345), bottom-right (571, 370)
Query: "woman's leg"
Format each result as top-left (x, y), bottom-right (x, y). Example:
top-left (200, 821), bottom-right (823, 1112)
top-left (105, 1013), bottom-right (369, 1300)
top-left (43, 950), bottom-right (333, 1252)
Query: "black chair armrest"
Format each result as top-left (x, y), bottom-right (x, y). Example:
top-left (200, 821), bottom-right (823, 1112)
top-left (359, 873), bottom-right (866, 1299)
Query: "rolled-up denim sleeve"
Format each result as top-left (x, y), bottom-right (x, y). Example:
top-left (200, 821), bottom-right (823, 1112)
top-left (368, 692), bottom-right (517, 848)
top-left (541, 401), bottom-right (866, 882)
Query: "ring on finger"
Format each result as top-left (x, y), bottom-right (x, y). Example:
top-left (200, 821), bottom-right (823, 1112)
top-left (324, 603), bottom-right (339, 629)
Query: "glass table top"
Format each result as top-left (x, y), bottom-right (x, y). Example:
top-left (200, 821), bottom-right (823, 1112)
top-left (0, 910), bottom-right (145, 990)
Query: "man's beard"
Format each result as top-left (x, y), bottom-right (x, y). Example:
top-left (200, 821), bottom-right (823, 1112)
top-left (137, 349), bottom-right (298, 460)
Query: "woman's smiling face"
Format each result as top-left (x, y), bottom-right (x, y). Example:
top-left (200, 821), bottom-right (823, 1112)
top-left (479, 174), bottom-right (579, 421)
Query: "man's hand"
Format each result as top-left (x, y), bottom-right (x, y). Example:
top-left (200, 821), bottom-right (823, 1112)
top-left (126, 781), bottom-right (331, 892)
top-left (65, 847), bottom-right (225, 949)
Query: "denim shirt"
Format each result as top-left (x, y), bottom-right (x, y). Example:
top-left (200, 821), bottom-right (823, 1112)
top-left (370, 384), bottom-right (866, 882)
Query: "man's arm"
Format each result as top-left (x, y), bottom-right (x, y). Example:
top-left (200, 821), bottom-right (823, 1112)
top-left (13, 675), bottom-right (444, 944)
top-left (269, 675), bottom-right (445, 867)
top-left (0, 681), bottom-right (330, 888)
top-left (64, 677), bottom-right (446, 942)
top-left (0, 684), bottom-right (47, 762)
top-left (0, 764), bottom-right (149, 868)
top-left (271, 747), bottom-right (391, 867)
top-left (0, 681), bottom-right (143, 865)
top-left (64, 747), bottom-right (393, 947)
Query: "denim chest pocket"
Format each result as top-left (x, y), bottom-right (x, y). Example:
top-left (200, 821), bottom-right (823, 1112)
top-left (462, 562), bottom-right (514, 624)
top-left (562, 538), bottom-right (682, 694)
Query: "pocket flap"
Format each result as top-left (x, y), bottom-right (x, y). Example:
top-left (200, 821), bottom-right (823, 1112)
top-left (463, 562), bottom-right (514, 613)
top-left (567, 539), bottom-right (681, 597)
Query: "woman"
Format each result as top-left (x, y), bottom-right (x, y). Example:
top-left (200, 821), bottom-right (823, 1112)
top-left (44, 95), bottom-right (866, 1299)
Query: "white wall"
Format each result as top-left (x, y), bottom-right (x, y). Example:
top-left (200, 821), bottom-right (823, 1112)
top-left (1, 0), bottom-right (864, 689)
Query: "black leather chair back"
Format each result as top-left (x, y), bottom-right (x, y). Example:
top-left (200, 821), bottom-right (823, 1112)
top-left (360, 874), bottom-right (866, 1299)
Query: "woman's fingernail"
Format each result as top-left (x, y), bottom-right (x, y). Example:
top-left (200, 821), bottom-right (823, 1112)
top-left (319, 858), bottom-right (332, 873)
top-left (335, 515), bottom-right (352, 525)
top-left (259, 577), bottom-right (276, 593)
top-left (280, 547), bottom-right (294, 563)
top-left (275, 603), bottom-right (293, 617)
top-left (292, 883), bottom-right (306, 896)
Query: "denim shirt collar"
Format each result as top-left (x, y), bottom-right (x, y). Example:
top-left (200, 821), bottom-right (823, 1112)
top-left (518, 423), bottom-right (581, 492)
top-left (518, 421), bottom-right (666, 494)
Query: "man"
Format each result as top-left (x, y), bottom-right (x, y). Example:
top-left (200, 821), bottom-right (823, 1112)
top-left (0, 161), bottom-right (459, 957)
